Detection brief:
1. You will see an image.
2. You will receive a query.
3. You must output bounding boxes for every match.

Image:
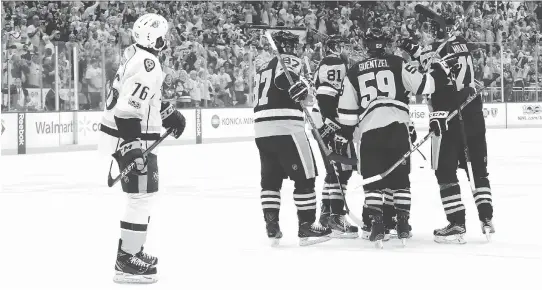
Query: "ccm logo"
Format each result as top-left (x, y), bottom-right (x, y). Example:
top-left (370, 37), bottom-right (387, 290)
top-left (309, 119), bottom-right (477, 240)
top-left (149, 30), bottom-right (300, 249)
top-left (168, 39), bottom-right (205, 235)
top-left (430, 112), bottom-right (448, 118)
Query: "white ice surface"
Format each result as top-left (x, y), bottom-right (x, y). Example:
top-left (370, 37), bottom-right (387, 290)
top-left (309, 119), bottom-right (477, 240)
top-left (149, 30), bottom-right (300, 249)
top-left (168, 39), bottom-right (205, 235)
top-left (1, 128), bottom-right (541, 290)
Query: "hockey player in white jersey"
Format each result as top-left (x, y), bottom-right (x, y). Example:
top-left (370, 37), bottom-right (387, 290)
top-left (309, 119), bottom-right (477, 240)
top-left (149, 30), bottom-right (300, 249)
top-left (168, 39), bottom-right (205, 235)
top-left (99, 14), bottom-right (186, 283)
top-left (310, 35), bottom-right (358, 238)
top-left (336, 27), bottom-right (454, 247)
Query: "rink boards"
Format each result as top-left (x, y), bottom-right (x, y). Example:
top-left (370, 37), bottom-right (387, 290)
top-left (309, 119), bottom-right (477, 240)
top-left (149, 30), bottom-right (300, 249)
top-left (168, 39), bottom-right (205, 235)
top-left (1, 102), bottom-right (541, 154)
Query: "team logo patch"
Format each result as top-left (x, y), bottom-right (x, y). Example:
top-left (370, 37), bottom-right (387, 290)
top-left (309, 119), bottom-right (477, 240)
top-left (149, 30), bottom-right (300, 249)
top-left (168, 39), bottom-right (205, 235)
top-left (144, 59), bottom-right (155, 72)
top-left (123, 176), bottom-right (130, 184)
top-left (292, 164), bottom-right (298, 171)
top-left (153, 172), bottom-right (159, 183)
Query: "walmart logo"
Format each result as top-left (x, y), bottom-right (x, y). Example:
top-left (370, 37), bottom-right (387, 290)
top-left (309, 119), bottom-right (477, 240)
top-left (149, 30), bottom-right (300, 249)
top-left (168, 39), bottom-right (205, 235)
top-left (78, 116), bottom-right (99, 136)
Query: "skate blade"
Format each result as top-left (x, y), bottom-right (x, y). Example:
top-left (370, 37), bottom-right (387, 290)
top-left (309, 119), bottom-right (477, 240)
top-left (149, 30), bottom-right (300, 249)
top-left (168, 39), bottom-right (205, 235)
top-left (375, 240), bottom-right (384, 249)
top-left (482, 227), bottom-right (493, 242)
top-left (434, 234), bottom-right (466, 244)
top-left (269, 237), bottom-right (281, 247)
top-left (113, 271), bottom-right (157, 284)
top-left (330, 229), bottom-right (359, 239)
top-left (299, 236), bottom-right (332, 246)
top-left (400, 238), bottom-right (407, 247)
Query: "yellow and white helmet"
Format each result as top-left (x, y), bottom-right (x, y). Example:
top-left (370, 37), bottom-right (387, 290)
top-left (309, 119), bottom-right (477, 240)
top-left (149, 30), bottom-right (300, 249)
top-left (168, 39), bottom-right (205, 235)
top-left (132, 13), bottom-right (169, 51)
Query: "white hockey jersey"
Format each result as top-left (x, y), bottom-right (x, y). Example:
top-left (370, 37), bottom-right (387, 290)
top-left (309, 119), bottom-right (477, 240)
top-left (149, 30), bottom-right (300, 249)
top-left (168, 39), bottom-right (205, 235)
top-left (310, 53), bottom-right (348, 128)
top-left (338, 54), bottom-right (444, 136)
top-left (99, 44), bottom-right (163, 143)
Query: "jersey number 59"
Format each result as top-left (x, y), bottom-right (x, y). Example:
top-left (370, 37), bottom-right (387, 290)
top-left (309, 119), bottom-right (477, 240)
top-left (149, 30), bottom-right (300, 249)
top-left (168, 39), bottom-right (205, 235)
top-left (358, 70), bottom-right (396, 108)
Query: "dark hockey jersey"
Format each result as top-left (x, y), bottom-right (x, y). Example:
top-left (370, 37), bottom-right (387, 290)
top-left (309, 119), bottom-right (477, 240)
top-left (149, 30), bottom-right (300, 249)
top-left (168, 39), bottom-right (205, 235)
top-left (429, 36), bottom-right (485, 135)
top-left (311, 53), bottom-right (348, 128)
top-left (338, 54), bottom-right (446, 135)
top-left (253, 55), bottom-right (305, 138)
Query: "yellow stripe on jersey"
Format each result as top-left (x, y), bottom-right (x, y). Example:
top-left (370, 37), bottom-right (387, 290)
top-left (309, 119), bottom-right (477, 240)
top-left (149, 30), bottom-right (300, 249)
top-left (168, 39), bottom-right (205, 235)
top-left (254, 108), bottom-right (305, 138)
top-left (316, 85), bottom-right (339, 97)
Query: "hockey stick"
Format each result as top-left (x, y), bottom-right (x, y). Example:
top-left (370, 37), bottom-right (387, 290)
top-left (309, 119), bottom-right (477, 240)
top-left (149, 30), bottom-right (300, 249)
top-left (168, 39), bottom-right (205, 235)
top-left (455, 93), bottom-right (476, 191)
top-left (303, 52), bottom-right (363, 227)
top-left (264, 31), bottom-right (357, 166)
top-left (355, 77), bottom-right (496, 187)
top-left (107, 129), bottom-right (173, 187)
top-left (417, 3), bottom-right (474, 72)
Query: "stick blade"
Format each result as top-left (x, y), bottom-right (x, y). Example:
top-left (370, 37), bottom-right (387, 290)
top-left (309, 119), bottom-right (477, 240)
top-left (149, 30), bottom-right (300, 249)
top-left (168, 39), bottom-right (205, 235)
top-left (107, 173), bottom-right (115, 187)
top-left (328, 152), bottom-right (357, 166)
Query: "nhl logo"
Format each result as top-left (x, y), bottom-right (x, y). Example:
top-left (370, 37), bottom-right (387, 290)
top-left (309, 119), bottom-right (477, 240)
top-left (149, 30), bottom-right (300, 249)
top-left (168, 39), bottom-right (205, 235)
top-left (123, 176), bottom-right (130, 184)
top-left (292, 164), bottom-right (298, 171)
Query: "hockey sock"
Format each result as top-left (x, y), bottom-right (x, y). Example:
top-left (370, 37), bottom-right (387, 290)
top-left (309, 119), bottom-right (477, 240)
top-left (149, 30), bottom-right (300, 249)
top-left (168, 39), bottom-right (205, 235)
top-left (473, 176), bottom-right (493, 220)
top-left (382, 189), bottom-right (395, 227)
top-left (120, 193), bottom-right (154, 255)
top-left (439, 183), bottom-right (465, 224)
top-left (328, 182), bottom-right (346, 215)
top-left (321, 183), bottom-right (331, 213)
top-left (261, 190), bottom-right (281, 222)
top-left (392, 188), bottom-right (412, 214)
top-left (364, 190), bottom-right (384, 215)
top-left (294, 188), bottom-right (317, 224)
top-left (261, 190), bottom-right (281, 211)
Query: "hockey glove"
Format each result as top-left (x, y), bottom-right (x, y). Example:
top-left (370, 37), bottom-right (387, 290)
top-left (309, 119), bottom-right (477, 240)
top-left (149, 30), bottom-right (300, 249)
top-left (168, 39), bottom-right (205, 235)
top-left (288, 78), bottom-right (310, 102)
top-left (329, 133), bottom-right (349, 156)
top-left (113, 139), bottom-right (147, 174)
top-left (429, 111), bottom-right (449, 137)
top-left (408, 123), bottom-right (417, 143)
top-left (399, 38), bottom-right (420, 58)
top-left (318, 118), bottom-right (342, 145)
top-left (161, 102), bottom-right (186, 139)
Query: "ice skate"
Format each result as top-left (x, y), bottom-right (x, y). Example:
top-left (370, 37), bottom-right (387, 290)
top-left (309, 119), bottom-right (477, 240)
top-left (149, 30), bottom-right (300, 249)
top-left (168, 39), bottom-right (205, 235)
top-left (113, 241), bottom-right (157, 284)
top-left (361, 224), bottom-right (391, 241)
top-left (328, 214), bottom-right (359, 239)
top-left (396, 213), bottom-right (411, 246)
top-left (136, 246), bottom-right (158, 266)
top-left (298, 221), bottom-right (332, 246)
top-left (481, 218), bottom-right (495, 242)
top-left (319, 211), bottom-right (330, 228)
top-left (264, 211), bottom-right (282, 247)
top-left (434, 223), bottom-right (466, 244)
top-left (370, 214), bottom-right (386, 249)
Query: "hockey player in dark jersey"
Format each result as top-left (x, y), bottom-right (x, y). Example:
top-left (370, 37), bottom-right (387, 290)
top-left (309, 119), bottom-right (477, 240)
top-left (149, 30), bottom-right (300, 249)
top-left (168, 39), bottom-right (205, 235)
top-left (254, 31), bottom-right (332, 247)
top-left (400, 11), bottom-right (495, 243)
top-left (310, 35), bottom-right (358, 238)
top-left (336, 27), bottom-right (452, 247)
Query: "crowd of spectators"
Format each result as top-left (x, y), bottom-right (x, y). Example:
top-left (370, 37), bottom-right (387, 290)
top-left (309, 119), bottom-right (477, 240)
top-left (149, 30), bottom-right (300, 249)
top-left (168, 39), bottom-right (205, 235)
top-left (2, 1), bottom-right (542, 112)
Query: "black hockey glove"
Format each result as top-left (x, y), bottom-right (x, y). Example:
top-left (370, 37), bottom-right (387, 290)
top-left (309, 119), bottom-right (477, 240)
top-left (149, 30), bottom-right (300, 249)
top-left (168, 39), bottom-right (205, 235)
top-left (399, 38), bottom-right (420, 58)
top-left (112, 139), bottom-right (147, 174)
top-left (161, 102), bottom-right (186, 139)
top-left (288, 78), bottom-right (310, 102)
top-left (318, 118), bottom-right (342, 145)
top-left (409, 123), bottom-right (417, 143)
top-left (329, 133), bottom-right (349, 156)
top-left (429, 111), bottom-right (449, 137)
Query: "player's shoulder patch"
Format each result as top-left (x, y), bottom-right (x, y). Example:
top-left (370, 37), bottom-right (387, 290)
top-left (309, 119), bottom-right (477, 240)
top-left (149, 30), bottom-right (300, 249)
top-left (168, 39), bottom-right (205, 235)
top-left (144, 58), bottom-right (155, 72)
